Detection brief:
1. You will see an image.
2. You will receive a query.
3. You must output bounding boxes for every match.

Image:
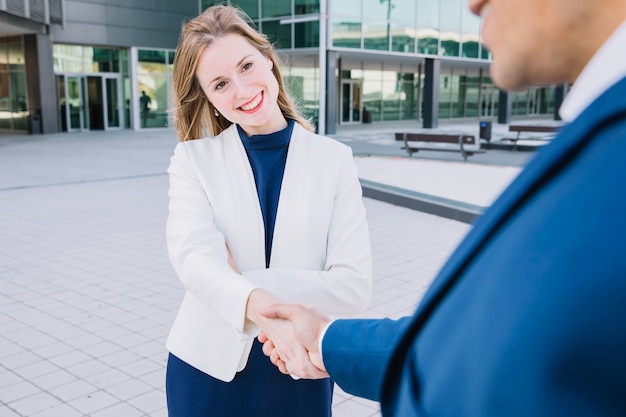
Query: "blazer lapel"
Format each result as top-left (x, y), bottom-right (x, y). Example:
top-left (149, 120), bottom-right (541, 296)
top-left (268, 123), bottom-right (307, 267)
top-left (222, 125), bottom-right (267, 269)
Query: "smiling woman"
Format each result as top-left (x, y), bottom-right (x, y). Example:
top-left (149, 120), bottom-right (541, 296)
top-left (164, 4), bottom-right (373, 417)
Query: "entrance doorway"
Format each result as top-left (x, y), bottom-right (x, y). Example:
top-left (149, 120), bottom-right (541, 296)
top-left (57, 75), bottom-right (123, 132)
top-left (340, 81), bottom-right (362, 124)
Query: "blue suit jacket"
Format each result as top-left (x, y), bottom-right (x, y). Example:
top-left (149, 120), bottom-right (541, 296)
top-left (323, 76), bottom-right (626, 417)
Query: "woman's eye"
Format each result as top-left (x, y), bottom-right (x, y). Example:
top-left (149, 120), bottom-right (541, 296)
top-left (242, 62), bottom-right (253, 71)
top-left (215, 81), bottom-right (227, 91)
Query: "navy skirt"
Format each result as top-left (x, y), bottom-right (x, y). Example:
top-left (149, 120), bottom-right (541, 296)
top-left (166, 339), bottom-right (334, 417)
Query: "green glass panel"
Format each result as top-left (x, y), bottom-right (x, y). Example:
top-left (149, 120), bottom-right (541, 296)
top-left (331, 0), bottom-right (360, 17)
top-left (263, 20), bottom-right (292, 49)
top-left (138, 50), bottom-right (167, 74)
top-left (295, 0), bottom-right (319, 15)
top-left (391, 23), bottom-right (415, 53)
top-left (441, 38), bottom-right (460, 57)
top-left (363, 0), bottom-right (391, 20)
top-left (91, 48), bottom-right (120, 72)
top-left (364, 22), bottom-right (389, 51)
top-left (332, 20), bottom-right (361, 48)
top-left (262, 0), bottom-right (290, 18)
top-left (390, 0), bottom-right (415, 24)
top-left (230, 0), bottom-right (259, 19)
top-left (295, 21), bottom-right (319, 48)
top-left (417, 35), bottom-right (438, 55)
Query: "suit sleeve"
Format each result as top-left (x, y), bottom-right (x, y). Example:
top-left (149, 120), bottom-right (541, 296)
top-left (322, 317), bottom-right (411, 402)
top-left (166, 142), bottom-right (258, 334)
top-left (242, 146), bottom-right (372, 318)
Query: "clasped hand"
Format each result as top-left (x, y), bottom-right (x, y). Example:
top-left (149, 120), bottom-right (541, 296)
top-left (258, 304), bottom-right (330, 379)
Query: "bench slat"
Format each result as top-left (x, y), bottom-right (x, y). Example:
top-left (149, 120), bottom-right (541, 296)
top-left (395, 132), bottom-right (482, 161)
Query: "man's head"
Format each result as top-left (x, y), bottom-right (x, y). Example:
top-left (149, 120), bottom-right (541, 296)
top-left (469, 0), bottom-right (626, 91)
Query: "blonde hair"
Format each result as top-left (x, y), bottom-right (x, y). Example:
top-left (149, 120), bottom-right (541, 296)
top-left (170, 4), bottom-right (314, 141)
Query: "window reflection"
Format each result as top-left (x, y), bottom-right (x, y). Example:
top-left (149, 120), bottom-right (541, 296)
top-left (262, 0), bottom-right (290, 18)
top-left (137, 49), bottom-right (171, 128)
top-left (0, 37), bottom-right (27, 131)
top-left (333, 20), bottom-right (362, 48)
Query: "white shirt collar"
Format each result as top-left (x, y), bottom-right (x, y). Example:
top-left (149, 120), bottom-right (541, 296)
top-left (559, 20), bottom-right (626, 122)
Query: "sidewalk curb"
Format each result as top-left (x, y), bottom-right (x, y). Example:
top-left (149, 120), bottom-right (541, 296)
top-left (360, 179), bottom-right (485, 224)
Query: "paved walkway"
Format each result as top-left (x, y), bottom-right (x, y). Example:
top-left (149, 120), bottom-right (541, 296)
top-left (0, 121), bottom-right (546, 416)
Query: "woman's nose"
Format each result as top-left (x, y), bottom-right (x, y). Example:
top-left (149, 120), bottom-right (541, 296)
top-left (233, 77), bottom-right (252, 99)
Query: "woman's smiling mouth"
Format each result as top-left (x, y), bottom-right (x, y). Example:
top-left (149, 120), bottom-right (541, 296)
top-left (239, 92), bottom-right (263, 112)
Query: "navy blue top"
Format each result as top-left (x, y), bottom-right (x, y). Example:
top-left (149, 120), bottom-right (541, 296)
top-left (238, 119), bottom-right (294, 267)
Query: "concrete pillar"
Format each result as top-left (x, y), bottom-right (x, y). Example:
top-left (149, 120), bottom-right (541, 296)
top-left (422, 58), bottom-right (440, 129)
top-left (497, 89), bottom-right (511, 124)
top-left (24, 34), bottom-right (58, 134)
top-left (553, 83), bottom-right (569, 121)
top-left (324, 51), bottom-right (339, 135)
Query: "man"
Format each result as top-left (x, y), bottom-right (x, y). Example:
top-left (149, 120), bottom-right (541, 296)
top-left (140, 90), bottom-right (152, 127)
top-left (258, 0), bottom-right (626, 415)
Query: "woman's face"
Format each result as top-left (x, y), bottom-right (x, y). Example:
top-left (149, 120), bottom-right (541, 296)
top-left (196, 33), bottom-right (286, 136)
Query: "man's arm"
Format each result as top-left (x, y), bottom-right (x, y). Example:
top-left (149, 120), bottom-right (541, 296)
top-left (260, 304), bottom-right (411, 401)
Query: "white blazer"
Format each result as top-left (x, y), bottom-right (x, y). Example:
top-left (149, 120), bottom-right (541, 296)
top-left (165, 123), bottom-right (373, 381)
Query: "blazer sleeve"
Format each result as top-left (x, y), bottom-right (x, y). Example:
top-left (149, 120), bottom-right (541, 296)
top-left (241, 146), bottom-right (373, 318)
top-left (166, 142), bottom-right (259, 334)
top-left (322, 317), bottom-right (412, 402)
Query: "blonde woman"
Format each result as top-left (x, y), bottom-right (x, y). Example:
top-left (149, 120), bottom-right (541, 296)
top-left (165, 5), bottom-right (372, 416)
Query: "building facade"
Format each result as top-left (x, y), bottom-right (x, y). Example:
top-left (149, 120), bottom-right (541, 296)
top-left (0, 0), bottom-right (563, 136)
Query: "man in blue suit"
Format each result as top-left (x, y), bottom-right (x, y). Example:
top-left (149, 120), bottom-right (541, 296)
top-left (258, 0), bottom-right (626, 415)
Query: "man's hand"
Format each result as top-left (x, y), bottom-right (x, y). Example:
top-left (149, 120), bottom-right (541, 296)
top-left (258, 304), bottom-right (331, 379)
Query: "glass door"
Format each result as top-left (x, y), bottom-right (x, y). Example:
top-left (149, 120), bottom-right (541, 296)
top-left (341, 81), bottom-right (362, 124)
top-left (59, 75), bottom-right (124, 131)
top-left (105, 76), bottom-right (122, 129)
top-left (66, 76), bottom-right (86, 131)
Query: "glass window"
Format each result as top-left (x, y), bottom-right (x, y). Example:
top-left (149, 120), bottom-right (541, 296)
top-left (262, 1), bottom-right (290, 18)
top-left (295, 21), bottom-right (319, 48)
top-left (438, 69), bottom-right (453, 118)
top-left (381, 71), bottom-right (399, 121)
top-left (91, 48), bottom-right (120, 72)
top-left (440, 0), bottom-right (462, 57)
top-left (391, 23), bottom-right (416, 53)
top-left (332, 20), bottom-right (362, 48)
top-left (362, 70), bottom-right (382, 122)
top-left (363, 0), bottom-right (392, 20)
top-left (416, 0), bottom-right (439, 55)
top-left (461, 9), bottom-right (480, 58)
top-left (53, 45), bottom-right (122, 73)
top-left (390, 0), bottom-right (416, 24)
top-left (363, 21), bottom-right (389, 51)
top-left (137, 49), bottom-right (170, 129)
top-left (230, 0), bottom-right (259, 19)
top-left (399, 73), bottom-right (417, 120)
top-left (263, 20), bottom-right (292, 49)
top-left (138, 50), bottom-right (167, 74)
top-left (282, 65), bottom-right (318, 122)
top-left (331, 0), bottom-right (361, 17)
top-left (8, 40), bottom-right (24, 68)
top-left (295, 0), bottom-right (319, 15)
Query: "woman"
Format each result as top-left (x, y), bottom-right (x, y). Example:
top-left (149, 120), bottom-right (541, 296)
top-left (165, 4), bottom-right (372, 417)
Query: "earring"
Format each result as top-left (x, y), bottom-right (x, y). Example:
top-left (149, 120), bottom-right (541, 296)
top-left (214, 108), bottom-right (219, 117)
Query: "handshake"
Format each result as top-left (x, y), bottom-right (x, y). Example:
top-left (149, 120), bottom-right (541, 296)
top-left (257, 304), bottom-right (332, 380)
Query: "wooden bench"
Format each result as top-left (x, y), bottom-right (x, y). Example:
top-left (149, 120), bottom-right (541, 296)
top-left (394, 132), bottom-right (483, 161)
top-left (507, 124), bottom-right (561, 150)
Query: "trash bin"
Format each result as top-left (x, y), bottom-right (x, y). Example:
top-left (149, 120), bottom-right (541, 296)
top-left (28, 113), bottom-right (42, 134)
top-left (363, 108), bottom-right (371, 124)
top-left (479, 120), bottom-right (492, 141)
